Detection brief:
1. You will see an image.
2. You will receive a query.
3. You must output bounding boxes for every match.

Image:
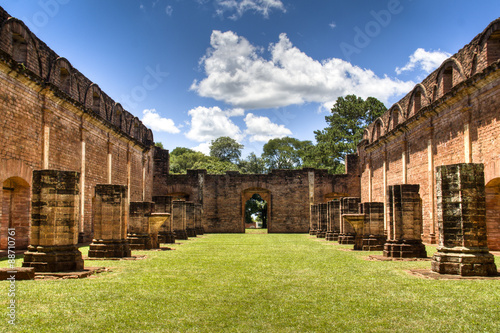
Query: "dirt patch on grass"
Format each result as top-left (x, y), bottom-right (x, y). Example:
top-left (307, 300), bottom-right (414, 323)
top-left (407, 269), bottom-right (500, 280)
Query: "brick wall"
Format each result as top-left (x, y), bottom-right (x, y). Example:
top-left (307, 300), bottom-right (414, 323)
top-left (0, 6), bottom-right (155, 248)
top-left (358, 18), bottom-right (500, 250)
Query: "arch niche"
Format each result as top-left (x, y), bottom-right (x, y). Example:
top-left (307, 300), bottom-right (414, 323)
top-left (241, 187), bottom-right (271, 232)
top-left (1, 177), bottom-right (31, 250)
top-left (485, 178), bottom-right (500, 251)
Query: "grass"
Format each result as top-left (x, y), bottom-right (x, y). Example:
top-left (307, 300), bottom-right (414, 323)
top-left (1, 234), bottom-right (499, 333)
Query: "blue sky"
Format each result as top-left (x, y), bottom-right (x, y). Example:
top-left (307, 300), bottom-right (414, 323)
top-left (3, 0), bottom-right (500, 157)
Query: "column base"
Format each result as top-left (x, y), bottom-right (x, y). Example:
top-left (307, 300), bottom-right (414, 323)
top-left (88, 239), bottom-right (131, 258)
top-left (195, 227), bottom-right (204, 235)
top-left (316, 230), bottom-right (326, 238)
top-left (383, 240), bottom-right (427, 258)
top-left (362, 235), bottom-right (386, 251)
top-left (325, 232), bottom-right (338, 241)
top-left (174, 229), bottom-right (188, 240)
top-left (309, 229), bottom-right (317, 236)
top-left (338, 233), bottom-right (355, 245)
top-left (22, 245), bottom-right (84, 272)
top-left (127, 233), bottom-right (158, 250)
top-left (186, 228), bottom-right (197, 238)
top-left (431, 247), bottom-right (497, 276)
top-left (158, 231), bottom-right (176, 244)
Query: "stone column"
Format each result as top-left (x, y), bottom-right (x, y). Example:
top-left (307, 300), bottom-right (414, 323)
top-left (185, 202), bottom-right (197, 237)
top-left (325, 200), bottom-right (341, 241)
top-left (194, 203), bottom-right (204, 235)
top-left (338, 197), bottom-right (360, 244)
top-left (360, 202), bottom-right (385, 251)
top-left (316, 203), bottom-right (328, 238)
top-left (172, 200), bottom-right (188, 240)
top-left (342, 214), bottom-right (365, 250)
top-left (88, 184), bottom-right (130, 258)
top-left (384, 184), bottom-right (427, 258)
top-left (153, 196), bottom-right (175, 243)
top-left (127, 201), bottom-right (157, 250)
top-left (22, 170), bottom-right (84, 272)
top-left (309, 204), bottom-right (318, 235)
top-left (431, 163), bottom-right (497, 276)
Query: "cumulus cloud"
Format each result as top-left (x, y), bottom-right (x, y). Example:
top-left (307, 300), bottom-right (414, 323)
top-left (244, 113), bottom-right (291, 142)
top-left (141, 109), bottom-right (180, 133)
top-left (191, 142), bottom-right (211, 155)
top-left (215, 0), bottom-right (286, 19)
top-left (329, 22), bottom-right (337, 29)
top-left (396, 48), bottom-right (451, 75)
top-left (185, 106), bottom-right (245, 142)
top-left (191, 30), bottom-right (414, 110)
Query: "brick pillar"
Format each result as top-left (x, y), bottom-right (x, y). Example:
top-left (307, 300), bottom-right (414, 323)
top-left (325, 200), bottom-right (341, 241)
top-left (88, 185), bottom-right (130, 258)
top-left (153, 196), bottom-right (175, 243)
top-left (316, 203), bottom-right (328, 238)
top-left (360, 202), bottom-right (385, 251)
top-left (172, 200), bottom-right (188, 240)
top-left (384, 184), bottom-right (427, 258)
top-left (309, 204), bottom-right (318, 235)
top-left (185, 202), bottom-right (197, 237)
top-left (194, 203), bottom-right (204, 235)
top-left (338, 197), bottom-right (360, 244)
top-left (342, 214), bottom-right (365, 250)
top-left (22, 170), bottom-right (84, 272)
top-left (127, 201), bottom-right (157, 250)
top-left (431, 163), bottom-right (497, 276)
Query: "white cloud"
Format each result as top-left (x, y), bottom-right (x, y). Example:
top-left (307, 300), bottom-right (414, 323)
top-left (191, 30), bottom-right (414, 110)
top-left (185, 106), bottom-right (245, 142)
top-left (329, 22), bottom-right (336, 29)
top-left (141, 109), bottom-right (180, 133)
top-left (215, 0), bottom-right (286, 19)
top-left (396, 48), bottom-right (451, 75)
top-left (244, 113), bottom-right (291, 142)
top-left (165, 5), bottom-right (173, 16)
top-left (191, 142), bottom-right (211, 155)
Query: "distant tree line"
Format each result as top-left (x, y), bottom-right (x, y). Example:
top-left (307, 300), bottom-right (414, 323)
top-left (163, 95), bottom-right (386, 175)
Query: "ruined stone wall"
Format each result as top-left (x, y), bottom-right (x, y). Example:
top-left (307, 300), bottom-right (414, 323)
top-left (358, 18), bottom-right (500, 249)
top-left (0, 7), bottom-right (154, 247)
top-left (154, 160), bottom-right (360, 233)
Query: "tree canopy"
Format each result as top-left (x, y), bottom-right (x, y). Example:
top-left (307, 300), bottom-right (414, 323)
top-left (262, 137), bottom-right (313, 170)
top-left (209, 136), bottom-right (244, 163)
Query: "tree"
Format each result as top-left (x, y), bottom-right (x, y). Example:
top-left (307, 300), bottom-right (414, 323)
top-left (154, 142), bottom-right (164, 149)
top-left (238, 152), bottom-right (266, 174)
top-left (169, 147), bottom-right (209, 174)
top-left (262, 137), bottom-right (313, 170)
top-left (209, 136), bottom-right (244, 163)
top-left (244, 194), bottom-right (267, 228)
top-left (313, 95), bottom-right (386, 174)
top-left (192, 156), bottom-right (240, 174)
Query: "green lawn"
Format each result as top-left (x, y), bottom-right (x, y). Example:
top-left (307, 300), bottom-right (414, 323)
top-left (1, 234), bottom-right (499, 333)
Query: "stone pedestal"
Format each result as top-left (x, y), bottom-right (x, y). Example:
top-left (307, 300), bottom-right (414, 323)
top-left (384, 184), bottom-right (427, 258)
top-left (431, 164), bottom-right (497, 276)
top-left (360, 202), bottom-right (386, 251)
top-left (148, 213), bottom-right (170, 248)
top-left (338, 197), bottom-right (360, 244)
top-left (342, 214), bottom-right (365, 250)
top-left (185, 202), bottom-right (197, 238)
top-left (173, 200), bottom-right (188, 240)
top-left (309, 204), bottom-right (318, 235)
top-left (22, 170), bottom-right (84, 272)
top-left (316, 203), bottom-right (327, 238)
top-left (153, 196), bottom-right (176, 244)
top-left (88, 185), bottom-right (130, 258)
top-left (194, 203), bottom-right (204, 235)
top-left (128, 202), bottom-right (157, 250)
top-left (325, 200), bottom-right (340, 241)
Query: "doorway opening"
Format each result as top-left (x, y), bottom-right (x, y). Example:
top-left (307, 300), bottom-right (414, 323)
top-left (245, 193), bottom-right (268, 233)
top-left (1, 177), bottom-right (31, 250)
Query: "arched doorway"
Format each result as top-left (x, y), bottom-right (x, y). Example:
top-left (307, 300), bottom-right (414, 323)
top-left (242, 188), bottom-right (271, 233)
top-left (486, 178), bottom-right (500, 251)
top-left (1, 177), bottom-right (31, 250)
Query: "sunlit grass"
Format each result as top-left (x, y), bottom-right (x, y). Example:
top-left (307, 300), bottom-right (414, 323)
top-left (1, 234), bottom-right (499, 332)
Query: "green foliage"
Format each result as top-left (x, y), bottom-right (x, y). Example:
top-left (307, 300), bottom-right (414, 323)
top-left (262, 137), bottom-right (313, 170)
top-left (313, 95), bottom-right (387, 174)
top-left (238, 152), bottom-right (266, 174)
top-left (244, 193), bottom-right (267, 227)
top-left (209, 136), bottom-right (244, 163)
top-left (192, 156), bottom-right (240, 174)
top-left (154, 142), bottom-right (164, 149)
top-left (169, 147), bottom-right (210, 174)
